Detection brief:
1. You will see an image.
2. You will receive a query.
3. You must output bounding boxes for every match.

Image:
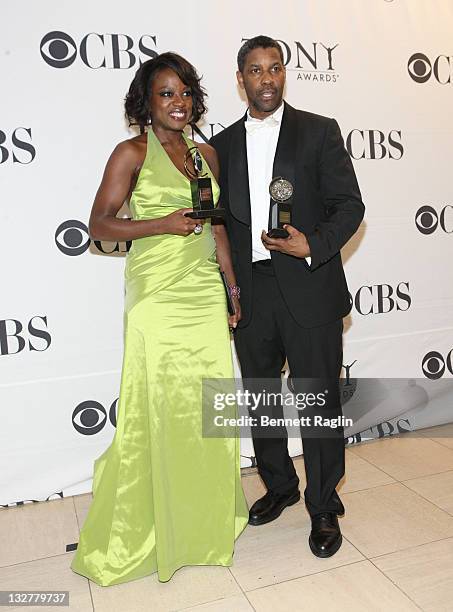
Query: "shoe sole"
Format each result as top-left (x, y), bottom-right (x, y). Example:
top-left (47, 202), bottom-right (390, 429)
top-left (308, 533), bottom-right (343, 558)
top-left (248, 493), bottom-right (301, 526)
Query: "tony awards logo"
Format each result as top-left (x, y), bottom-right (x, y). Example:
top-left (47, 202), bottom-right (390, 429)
top-left (183, 146), bottom-right (224, 224)
top-left (268, 177), bottom-right (293, 238)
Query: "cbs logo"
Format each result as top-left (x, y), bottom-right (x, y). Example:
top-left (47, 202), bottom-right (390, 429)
top-left (346, 130), bottom-right (403, 160)
top-left (422, 350), bottom-right (453, 379)
top-left (0, 316), bottom-right (51, 356)
top-left (415, 205), bottom-right (453, 235)
top-left (72, 399), bottom-right (118, 435)
top-left (0, 128), bottom-right (35, 164)
top-left (408, 53), bottom-right (453, 84)
top-left (55, 220), bottom-right (131, 256)
top-left (350, 282), bottom-right (411, 315)
top-left (40, 31), bottom-right (157, 69)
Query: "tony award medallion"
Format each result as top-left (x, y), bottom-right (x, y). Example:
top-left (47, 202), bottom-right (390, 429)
top-left (267, 176), bottom-right (294, 238)
top-left (183, 146), bottom-right (225, 219)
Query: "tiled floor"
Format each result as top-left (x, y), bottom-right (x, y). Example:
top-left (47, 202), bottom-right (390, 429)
top-left (2, 425), bottom-right (453, 611)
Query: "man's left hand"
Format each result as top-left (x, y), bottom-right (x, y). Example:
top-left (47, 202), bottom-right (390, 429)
top-left (261, 225), bottom-right (311, 258)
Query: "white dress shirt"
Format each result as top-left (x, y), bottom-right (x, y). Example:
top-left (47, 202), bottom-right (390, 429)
top-left (245, 103), bottom-right (283, 262)
top-left (245, 103), bottom-right (311, 266)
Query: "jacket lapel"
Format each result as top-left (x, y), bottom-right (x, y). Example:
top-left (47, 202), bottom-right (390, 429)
top-left (228, 114), bottom-right (251, 225)
top-left (272, 101), bottom-right (298, 194)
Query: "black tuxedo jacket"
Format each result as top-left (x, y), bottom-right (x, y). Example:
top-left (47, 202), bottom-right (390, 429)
top-left (210, 102), bottom-right (365, 329)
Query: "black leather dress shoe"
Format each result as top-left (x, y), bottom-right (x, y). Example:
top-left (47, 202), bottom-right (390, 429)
top-left (248, 489), bottom-right (300, 526)
top-left (309, 512), bottom-right (342, 558)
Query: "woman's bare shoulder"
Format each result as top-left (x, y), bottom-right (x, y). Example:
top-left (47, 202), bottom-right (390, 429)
top-left (109, 133), bottom-right (147, 170)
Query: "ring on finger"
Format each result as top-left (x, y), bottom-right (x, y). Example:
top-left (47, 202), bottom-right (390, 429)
top-left (194, 223), bottom-right (203, 235)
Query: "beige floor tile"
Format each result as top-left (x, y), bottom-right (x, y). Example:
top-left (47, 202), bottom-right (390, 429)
top-left (72, 493), bottom-right (92, 529)
top-left (340, 450), bottom-right (396, 493)
top-left (240, 472), bottom-right (266, 508)
top-left (247, 560), bottom-right (418, 612)
top-left (341, 482), bottom-right (453, 558)
top-left (348, 435), bottom-right (453, 481)
top-left (293, 456), bottom-right (307, 489)
top-left (0, 553), bottom-right (92, 611)
top-left (372, 537), bottom-right (453, 612)
top-left (403, 470), bottom-right (453, 515)
top-left (230, 503), bottom-right (363, 591)
top-left (419, 422), bottom-right (453, 450)
top-left (180, 592), bottom-right (254, 611)
top-left (0, 499), bottom-right (79, 567)
top-left (90, 565), bottom-right (241, 612)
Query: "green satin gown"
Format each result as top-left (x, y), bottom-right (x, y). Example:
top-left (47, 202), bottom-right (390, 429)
top-left (71, 129), bottom-right (248, 586)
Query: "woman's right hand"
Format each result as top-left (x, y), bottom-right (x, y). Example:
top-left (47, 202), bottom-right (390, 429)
top-left (160, 209), bottom-right (204, 236)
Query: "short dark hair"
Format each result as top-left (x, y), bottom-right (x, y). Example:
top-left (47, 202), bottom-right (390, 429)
top-left (237, 35), bottom-right (284, 72)
top-left (125, 52), bottom-right (207, 131)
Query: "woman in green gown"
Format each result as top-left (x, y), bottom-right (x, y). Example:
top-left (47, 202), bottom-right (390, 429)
top-left (70, 52), bottom-right (248, 586)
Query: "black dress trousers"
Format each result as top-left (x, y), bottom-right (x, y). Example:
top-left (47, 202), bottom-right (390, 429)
top-left (234, 260), bottom-right (345, 517)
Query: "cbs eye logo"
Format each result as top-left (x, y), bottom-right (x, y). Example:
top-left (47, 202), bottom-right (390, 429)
top-left (40, 31), bottom-right (77, 68)
top-left (408, 52), bottom-right (452, 84)
top-left (55, 220), bottom-right (90, 256)
top-left (72, 399), bottom-right (118, 435)
top-left (55, 219), bottom-right (132, 256)
top-left (408, 53), bottom-right (432, 83)
top-left (415, 205), bottom-right (453, 235)
top-left (40, 31), bottom-right (157, 69)
top-left (422, 350), bottom-right (453, 380)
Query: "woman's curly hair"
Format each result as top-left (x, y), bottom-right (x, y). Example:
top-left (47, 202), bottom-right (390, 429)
top-left (125, 52), bottom-right (207, 131)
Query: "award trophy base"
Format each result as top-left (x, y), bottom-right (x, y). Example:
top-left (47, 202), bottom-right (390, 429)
top-left (185, 208), bottom-right (225, 219)
top-left (267, 227), bottom-right (289, 239)
top-left (268, 199), bottom-right (291, 238)
top-left (185, 175), bottom-right (226, 219)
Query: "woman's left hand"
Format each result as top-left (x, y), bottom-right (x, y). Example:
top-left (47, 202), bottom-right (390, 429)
top-left (228, 297), bottom-right (241, 331)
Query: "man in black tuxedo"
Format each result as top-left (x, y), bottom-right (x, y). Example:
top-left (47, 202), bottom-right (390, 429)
top-left (210, 36), bottom-right (364, 558)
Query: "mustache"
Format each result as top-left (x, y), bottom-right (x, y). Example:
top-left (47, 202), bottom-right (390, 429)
top-left (257, 87), bottom-right (278, 95)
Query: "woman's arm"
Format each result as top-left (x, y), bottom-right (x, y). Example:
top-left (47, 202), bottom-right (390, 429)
top-left (89, 139), bottom-right (200, 241)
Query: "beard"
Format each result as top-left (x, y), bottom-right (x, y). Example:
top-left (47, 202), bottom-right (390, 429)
top-left (249, 89), bottom-right (284, 115)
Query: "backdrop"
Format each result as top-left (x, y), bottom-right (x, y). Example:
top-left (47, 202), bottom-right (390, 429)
top-left (1, 0), bottom-right (452, 506)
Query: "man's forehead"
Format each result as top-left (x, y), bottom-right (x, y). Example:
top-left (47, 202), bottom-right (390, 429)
top-left (245, 47), bottom-right (282, 65)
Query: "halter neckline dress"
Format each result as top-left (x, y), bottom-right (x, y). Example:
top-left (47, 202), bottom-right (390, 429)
top-left (71, 128), bottom-right (248, 586)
